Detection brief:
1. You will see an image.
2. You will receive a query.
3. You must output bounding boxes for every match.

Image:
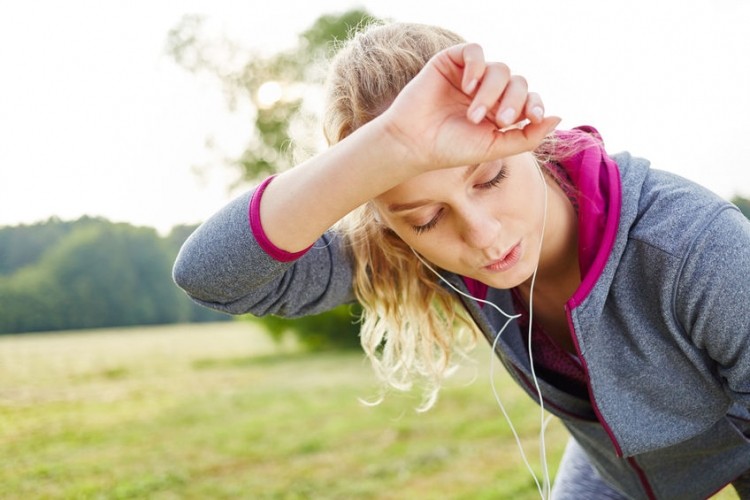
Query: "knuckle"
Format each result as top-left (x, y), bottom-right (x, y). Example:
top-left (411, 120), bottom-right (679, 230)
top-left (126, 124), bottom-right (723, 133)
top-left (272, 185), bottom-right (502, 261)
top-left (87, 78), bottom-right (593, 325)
top-left (493, 62), bottom-right (511, 78)
top-left (511, 75), bottom-right (528, 90)
top-left (463, 43), bottom-right (484, 61)
top-left (484, 62), bottom-right (511, 84)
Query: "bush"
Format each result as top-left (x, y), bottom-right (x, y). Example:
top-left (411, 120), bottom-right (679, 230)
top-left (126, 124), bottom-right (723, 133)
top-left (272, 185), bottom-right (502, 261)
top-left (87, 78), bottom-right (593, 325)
top-left (256, 303), bottom-right (362, 351)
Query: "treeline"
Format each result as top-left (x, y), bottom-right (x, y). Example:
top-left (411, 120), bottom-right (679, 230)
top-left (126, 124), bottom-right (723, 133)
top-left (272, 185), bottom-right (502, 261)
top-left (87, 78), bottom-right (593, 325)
top-left (1, 195), bottom-right (746, 339)
top-left (0, 217), bottom-right (229, 334)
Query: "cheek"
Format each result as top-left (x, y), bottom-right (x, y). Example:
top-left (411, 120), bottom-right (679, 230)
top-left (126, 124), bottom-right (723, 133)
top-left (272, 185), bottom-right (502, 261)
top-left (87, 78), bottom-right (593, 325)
top-left (384, 225), bottom-right (460, 267)
top-left (409, 237), bottom-right (470, 275)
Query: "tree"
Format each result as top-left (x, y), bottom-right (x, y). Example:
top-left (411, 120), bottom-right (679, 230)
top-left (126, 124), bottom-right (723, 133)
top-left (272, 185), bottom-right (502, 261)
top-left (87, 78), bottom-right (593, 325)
top-left (0, 218), bottom-right (230, 334)
top-left (165, 10), bottom-right (378, 350)
top-left (166, 9), bottom-right (378, 182)
top-left (0, 216), bottom-right (100, 276)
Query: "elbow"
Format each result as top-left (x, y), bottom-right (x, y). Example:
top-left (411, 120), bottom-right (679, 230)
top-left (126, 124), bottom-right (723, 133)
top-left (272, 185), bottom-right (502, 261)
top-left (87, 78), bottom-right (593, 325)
top-left (171, 254), bottom-right (191, 295)
top-left (172, 238), bottom-right (222, 303)
top-left (172, 249), bottom-right (202, 300)
top-left (172, 245), bottom-right (255, 315)
top-left (172, 256), bottom-right (237, 314)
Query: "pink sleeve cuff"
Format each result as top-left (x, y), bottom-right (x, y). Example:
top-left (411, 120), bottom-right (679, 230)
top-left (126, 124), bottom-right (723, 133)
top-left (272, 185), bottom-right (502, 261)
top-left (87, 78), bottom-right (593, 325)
top-left (249, 175), bottom-right (313, 262)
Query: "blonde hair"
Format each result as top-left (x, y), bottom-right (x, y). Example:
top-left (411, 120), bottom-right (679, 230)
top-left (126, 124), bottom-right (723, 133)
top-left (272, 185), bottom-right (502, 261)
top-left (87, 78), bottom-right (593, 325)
top-left (324, 22), bottom-right (478, 411)
top-left (324, 22), bottom-right (580, 410)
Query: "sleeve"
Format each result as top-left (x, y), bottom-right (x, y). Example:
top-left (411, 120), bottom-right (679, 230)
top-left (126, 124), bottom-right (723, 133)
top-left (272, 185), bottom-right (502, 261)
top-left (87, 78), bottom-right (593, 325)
top-left (675, 205), bottom-right (750, 408)
top-left (171, 186), bottom-right (357, 317)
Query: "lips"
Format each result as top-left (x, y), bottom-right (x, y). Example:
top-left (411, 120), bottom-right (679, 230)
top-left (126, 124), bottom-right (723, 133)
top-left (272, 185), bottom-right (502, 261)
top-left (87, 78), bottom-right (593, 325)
top-left (483, 242), bottom-right (522, 272)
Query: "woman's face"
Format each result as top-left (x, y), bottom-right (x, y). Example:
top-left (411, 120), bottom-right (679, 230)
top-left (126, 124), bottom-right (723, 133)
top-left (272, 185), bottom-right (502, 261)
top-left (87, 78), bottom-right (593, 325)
top-left (373, 153), bottom-right (549, 289)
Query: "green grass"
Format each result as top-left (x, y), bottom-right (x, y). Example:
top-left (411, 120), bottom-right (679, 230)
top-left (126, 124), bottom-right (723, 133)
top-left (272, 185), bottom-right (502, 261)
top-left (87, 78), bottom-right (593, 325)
top-left (0, 322), bottom-right (738, 499)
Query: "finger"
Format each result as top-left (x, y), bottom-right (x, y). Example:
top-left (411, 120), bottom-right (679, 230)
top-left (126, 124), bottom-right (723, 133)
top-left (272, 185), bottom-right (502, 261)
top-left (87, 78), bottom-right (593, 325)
top-left (436, 43), bottom-right (484, 94)
top-left (467, 62), bottom-right (511, 124)
top-left (444, 43), bottom-right (486, 95)
top-left (524, 92), bottom-right (545, 124)
top-left (488, 116), bottom-right (562, 157)
top-left (494, 75), bottom-right (529, 127)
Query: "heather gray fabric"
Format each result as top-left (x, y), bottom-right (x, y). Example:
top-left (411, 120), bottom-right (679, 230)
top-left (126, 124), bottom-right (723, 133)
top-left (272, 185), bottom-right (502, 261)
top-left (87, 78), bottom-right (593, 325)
top-left (173, 190), bottom-right (356, 317)
top-left (173, 152), bottom-right (750, 499)
top-left (551, 438), bottom-right (629, 499)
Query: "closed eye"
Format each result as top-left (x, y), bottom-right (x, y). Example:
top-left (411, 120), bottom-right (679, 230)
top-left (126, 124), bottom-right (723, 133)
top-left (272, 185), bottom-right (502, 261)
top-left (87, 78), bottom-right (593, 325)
top-left (411, 165), bottom-right (507, 235)
top-left (476, 166), bottom-right (508, 189)
top-left (412, 208), bottom-right (444, 235)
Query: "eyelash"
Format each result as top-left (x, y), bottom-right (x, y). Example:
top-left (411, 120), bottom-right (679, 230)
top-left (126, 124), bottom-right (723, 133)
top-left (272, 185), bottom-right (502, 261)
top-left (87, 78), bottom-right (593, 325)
top-left (412, 209), bottom-right (443, 235)
top-left (411, 166), bottom-right (507, 235)
top-left (478, 166), bottom-right (508, 189)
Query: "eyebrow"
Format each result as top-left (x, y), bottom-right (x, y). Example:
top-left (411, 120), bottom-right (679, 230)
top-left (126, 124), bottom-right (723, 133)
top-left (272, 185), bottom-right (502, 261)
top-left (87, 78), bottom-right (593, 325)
top-left (387, 164), bottom-right (480, 213)
top-left (387, 199), bottom-right (433, 213)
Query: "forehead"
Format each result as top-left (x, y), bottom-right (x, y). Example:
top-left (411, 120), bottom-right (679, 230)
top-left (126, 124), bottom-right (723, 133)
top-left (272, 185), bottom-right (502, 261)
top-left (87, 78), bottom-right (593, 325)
top-left (374, 164), bottom-right (477, 211)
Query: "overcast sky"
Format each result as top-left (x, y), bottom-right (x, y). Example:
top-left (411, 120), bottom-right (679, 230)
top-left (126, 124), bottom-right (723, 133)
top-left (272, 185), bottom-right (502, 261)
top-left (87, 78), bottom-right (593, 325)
top-left (1, 0), bottom-right (748, 234)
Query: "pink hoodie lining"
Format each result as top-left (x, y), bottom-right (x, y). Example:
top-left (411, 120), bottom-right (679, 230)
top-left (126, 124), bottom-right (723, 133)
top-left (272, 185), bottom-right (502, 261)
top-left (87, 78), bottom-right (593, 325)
top-left (461, 127), bottom-right (622, 310)
top-left (566, 133), bottom-right (622, 309)
top-left (249, 175), bottom-right (312, 262)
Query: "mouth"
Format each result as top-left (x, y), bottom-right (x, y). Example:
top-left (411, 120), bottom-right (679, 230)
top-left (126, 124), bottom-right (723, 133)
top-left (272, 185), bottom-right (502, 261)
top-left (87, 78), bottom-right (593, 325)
top-left (483, 242), bottom-right (522, 272)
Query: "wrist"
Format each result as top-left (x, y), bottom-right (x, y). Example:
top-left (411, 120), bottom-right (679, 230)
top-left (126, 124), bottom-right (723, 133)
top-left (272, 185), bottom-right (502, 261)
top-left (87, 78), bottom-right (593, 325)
top-left (369, 109), bottom-right (430, 179)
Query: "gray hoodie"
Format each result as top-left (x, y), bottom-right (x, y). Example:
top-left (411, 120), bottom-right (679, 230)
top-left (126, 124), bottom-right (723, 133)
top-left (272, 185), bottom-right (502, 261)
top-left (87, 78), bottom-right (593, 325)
top-left (173, 148), bottom-right (750, 499)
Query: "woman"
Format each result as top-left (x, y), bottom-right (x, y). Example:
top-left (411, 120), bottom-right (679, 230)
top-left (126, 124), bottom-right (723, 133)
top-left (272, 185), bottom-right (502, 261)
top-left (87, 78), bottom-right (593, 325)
top-left (173, 22), bottom-right (750, 499)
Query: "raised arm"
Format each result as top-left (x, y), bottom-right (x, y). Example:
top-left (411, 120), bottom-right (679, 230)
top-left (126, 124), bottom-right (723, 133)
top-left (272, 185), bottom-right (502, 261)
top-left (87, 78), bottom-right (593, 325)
top-left (260, 43), bottom-right (560, 253)
top-left (174, 42), bottom-right (559, 315)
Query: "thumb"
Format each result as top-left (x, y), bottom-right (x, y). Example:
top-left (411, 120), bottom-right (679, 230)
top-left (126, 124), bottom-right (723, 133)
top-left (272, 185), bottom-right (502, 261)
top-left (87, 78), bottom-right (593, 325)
top-left (488, 116), bottom-right (562, 158)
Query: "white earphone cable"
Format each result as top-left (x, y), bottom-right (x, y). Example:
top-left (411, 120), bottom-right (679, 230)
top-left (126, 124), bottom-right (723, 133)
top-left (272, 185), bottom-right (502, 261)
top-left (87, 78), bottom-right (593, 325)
top-left (409, 159), bottom-right (551, 499)
top-left (528, 161), bottom-right (551, 498)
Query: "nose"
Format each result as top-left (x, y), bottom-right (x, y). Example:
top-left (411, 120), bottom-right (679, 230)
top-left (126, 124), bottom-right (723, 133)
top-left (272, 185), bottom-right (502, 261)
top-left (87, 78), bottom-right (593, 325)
top-left (459, 208), bottom-right (501, 251)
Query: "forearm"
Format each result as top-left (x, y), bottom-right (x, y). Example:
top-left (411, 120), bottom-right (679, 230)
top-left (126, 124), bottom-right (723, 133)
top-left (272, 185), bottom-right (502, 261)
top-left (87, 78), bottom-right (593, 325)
top-left (259, 117), bottom-right (417, 253)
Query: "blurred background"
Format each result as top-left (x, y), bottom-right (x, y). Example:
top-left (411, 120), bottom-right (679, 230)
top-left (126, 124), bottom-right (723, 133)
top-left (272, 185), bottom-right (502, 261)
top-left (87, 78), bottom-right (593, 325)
top-left (2, 0), bottom-right (749, 234)
top-left (1, 1), bottom-right (748, 498)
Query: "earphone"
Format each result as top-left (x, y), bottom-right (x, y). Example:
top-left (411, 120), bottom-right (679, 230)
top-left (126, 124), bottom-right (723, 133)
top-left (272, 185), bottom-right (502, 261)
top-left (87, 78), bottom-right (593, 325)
top-left (410, 159), bottom-right (552, 499)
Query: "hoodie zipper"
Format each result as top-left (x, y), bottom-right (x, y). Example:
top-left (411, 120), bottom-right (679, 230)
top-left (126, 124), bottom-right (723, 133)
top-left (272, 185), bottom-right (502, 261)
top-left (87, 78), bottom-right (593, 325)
top-left (566, 305), bottom-right (656, 500)
top-left (456, 278), bottom-right (657, 499)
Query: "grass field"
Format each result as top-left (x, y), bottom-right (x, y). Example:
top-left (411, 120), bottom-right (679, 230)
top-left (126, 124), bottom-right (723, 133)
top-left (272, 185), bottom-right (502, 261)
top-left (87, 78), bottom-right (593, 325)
top-left (0, 322), bottom-right (738, 499)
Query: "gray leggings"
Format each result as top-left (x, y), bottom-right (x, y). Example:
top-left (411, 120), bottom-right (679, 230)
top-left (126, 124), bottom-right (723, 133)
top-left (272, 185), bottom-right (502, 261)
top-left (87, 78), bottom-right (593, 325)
top-left (551, 439), bottom-right (627, 499)
top-left (551, 438), bottom-right (750, 499)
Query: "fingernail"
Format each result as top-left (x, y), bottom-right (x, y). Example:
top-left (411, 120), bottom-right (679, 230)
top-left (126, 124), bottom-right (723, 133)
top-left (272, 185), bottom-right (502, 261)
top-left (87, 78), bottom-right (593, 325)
top-left (464, 78), bottom-right (478, 95)
top-left (531, 106), bottom-right (544, 120)
top-left (499, 108), bottom-right (516, 125)
top-left (469, 105), bottom-right (487, 124)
